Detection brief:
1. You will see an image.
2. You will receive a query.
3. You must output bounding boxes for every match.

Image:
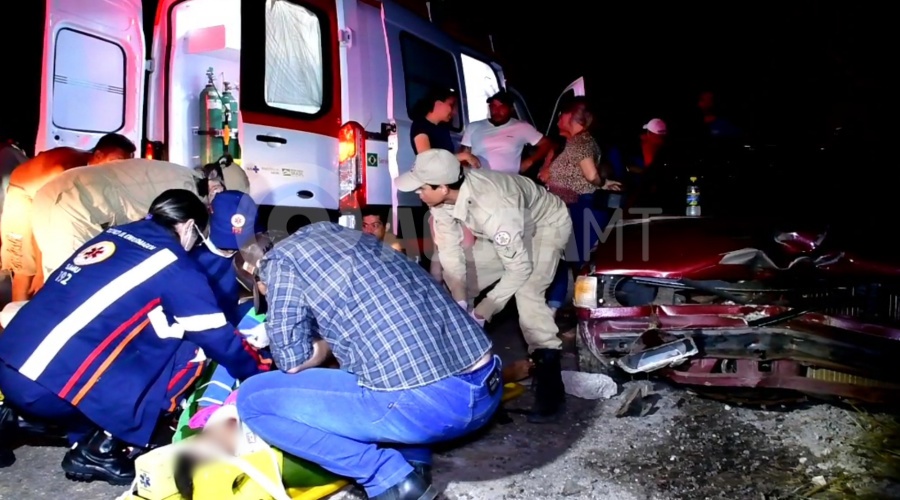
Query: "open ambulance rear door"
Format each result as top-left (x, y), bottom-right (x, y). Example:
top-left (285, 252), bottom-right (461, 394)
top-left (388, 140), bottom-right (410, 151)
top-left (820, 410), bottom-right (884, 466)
top-left (36, 0), bottom-right (146, 155)
top-left (238, 0), bottom-right (346, 211)
top-left (545, 76), bottom-right (586, 138)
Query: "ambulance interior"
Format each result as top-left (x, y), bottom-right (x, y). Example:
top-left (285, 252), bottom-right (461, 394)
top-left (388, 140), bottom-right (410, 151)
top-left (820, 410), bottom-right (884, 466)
top-left (166, 0), bottom-right (321, 168)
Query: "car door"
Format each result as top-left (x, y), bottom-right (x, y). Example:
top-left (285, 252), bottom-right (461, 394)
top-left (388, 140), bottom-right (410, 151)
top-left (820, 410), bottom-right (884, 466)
top-left (238, 0), bottom-right (344, 210)
top-left (35, 0), bottom-right (146, 155)
top-left (381, 0), bottom-right (464, 208)
top-left (545, 76), bottom-right (586, 138)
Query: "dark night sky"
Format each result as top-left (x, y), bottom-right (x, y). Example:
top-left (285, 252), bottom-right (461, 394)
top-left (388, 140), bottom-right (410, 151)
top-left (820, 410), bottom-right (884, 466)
top-left (2, 1), bottom-right (892, 152)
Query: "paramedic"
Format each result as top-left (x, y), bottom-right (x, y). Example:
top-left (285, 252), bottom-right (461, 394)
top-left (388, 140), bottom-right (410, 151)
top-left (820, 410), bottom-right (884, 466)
top-left (1, 133), bottom-right (135, 301)
top-left (31, 158), bottom-right (209, 285)
top-left (236, 222), bottom-right (501, 500)
top-left (0, 189), bottom-right (264, 485)
top-left (191, 190), bottom-right (259, 325)
top-left (459, 90), bottom-right (553, 175)
top-left (396, 149), bottom-right (572, 423)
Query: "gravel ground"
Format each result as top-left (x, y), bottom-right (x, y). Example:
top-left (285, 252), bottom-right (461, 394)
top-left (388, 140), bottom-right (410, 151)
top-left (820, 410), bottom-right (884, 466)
top-left (2, 295), bottom-right (899, 499)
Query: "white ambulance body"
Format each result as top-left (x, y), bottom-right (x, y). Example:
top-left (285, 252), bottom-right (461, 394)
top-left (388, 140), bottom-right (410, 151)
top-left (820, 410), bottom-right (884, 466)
top-left (36, 0), bottom-right (583, 229)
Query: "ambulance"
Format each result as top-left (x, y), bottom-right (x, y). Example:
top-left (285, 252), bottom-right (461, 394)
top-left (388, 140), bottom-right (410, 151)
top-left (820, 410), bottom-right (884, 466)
top-left (36, 0), bottom-right (584, 234)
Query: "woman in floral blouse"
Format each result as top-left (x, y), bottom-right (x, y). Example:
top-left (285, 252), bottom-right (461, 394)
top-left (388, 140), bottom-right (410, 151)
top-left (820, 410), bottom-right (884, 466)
top-left (538, 97), bottom-right (621, 313)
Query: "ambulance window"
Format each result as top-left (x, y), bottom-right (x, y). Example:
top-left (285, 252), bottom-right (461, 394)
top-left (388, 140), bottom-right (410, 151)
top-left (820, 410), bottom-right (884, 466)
top-left (264, 1), bottom-right (325, 114)
top-left (399, 33), bottom-right (461, 130)
top-left (459, 55), bottom-right (500, 123)
top-left (52, 29), bottom-right (126, 133)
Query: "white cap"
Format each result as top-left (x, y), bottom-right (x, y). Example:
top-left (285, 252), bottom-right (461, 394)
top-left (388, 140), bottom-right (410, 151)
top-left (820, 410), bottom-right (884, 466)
top-left (395, 149), bottom-right (462, 192)
top-left (642, 118), bottom-right (667, 135)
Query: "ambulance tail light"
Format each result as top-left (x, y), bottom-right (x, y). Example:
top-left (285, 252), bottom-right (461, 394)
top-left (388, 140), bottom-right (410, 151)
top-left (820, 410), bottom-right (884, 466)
top-left (143, 140), bottom-right (164, 161)
top-left (338, 121), bottom-right (366, 211)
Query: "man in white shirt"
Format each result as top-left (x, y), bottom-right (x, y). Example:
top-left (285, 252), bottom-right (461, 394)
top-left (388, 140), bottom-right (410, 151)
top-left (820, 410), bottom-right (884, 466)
top-left (460, 91), bottom-right (553, 175)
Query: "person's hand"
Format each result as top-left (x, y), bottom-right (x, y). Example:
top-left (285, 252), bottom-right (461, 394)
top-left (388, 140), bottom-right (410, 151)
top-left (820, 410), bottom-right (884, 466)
top-left (241, 322), bottom-right (269, 348)
top-left (459, 152), bottom-right (481, 168)
top-left (601, 180), bottom-right (623, 191)
top-left (537, 166), bottom-right (550, 184)
top-left (469, 310), bottom-right (485, 328)
top-left (286, 339), bottom-right (332, 374)
top-left (520, 158), bottom-right (534, 173)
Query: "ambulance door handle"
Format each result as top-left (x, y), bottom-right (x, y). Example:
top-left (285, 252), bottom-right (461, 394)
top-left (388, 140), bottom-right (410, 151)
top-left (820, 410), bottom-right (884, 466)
top-left (256, 134), bottom-right (287, 147)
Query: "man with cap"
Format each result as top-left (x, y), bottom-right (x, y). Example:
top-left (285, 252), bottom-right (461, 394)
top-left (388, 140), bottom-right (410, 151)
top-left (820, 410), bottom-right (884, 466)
top-left (1, 133), bottom-right (136, 301)
top-left (460, 90), bottom-right (553, 175)
top-left (605, 118), bottom-right (671, 209)
top-left (191, 190), bottom-right (259, 325)
top-left (396, 148), bottom-right (572, 423)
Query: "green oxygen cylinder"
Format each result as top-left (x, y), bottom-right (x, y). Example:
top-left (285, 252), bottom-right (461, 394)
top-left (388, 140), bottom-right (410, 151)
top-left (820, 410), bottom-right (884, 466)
top-left (221, 81), bottom-right (241, 160)
top-left (199, 67), bottom-right (225, 165)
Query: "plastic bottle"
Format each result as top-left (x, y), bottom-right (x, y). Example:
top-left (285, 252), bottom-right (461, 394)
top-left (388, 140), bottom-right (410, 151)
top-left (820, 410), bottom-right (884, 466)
top-left (686, 176), bottom-right (701, 216)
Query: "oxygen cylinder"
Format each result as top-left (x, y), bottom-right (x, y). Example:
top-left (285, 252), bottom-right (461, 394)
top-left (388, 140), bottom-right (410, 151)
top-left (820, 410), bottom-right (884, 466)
top-left (220, 81), bottom-right (241, 159)
top-left (199, 67), bottom-right (225, 165)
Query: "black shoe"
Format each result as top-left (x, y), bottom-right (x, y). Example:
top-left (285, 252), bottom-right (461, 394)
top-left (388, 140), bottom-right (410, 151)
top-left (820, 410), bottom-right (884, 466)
top-left (61, 430), bottom-right (135, 486)
top-left (369, 470), bottom-right (438, 500)
top-left (409, 461), bottom-right (433, 484)
top-left (0, 403), bottom-right (17, 468)
top-left (527, 349), bottom-right (566, 424)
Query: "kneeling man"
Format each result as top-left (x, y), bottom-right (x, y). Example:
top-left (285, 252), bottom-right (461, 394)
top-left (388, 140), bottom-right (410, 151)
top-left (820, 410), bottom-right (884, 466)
top-left (237, 222), bottom-right (502, 500)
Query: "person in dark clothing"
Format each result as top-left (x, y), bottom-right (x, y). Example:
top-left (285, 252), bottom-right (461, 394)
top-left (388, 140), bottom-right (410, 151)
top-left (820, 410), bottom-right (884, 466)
top-left (410, 88), bottom-right (479, 167)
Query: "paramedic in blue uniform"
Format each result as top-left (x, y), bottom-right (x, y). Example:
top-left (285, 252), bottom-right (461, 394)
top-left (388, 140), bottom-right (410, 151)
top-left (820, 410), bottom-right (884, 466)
top-left (190, 190), bottom-right (259, 325)
top-left (236, 222), bottom-right (502, 500)
top-left (0, 189), bottom-right (264, 485)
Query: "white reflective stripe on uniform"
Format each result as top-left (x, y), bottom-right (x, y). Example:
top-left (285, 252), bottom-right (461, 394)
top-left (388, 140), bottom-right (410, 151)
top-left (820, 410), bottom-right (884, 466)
top-left (18, 249), bottom-right (179, 381)
top-left (174, 313), bottom-right (228, 332)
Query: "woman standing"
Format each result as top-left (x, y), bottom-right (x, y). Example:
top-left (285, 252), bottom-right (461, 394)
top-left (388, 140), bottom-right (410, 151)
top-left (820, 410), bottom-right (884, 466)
top-left (539, 97), bottom-right (621, 313)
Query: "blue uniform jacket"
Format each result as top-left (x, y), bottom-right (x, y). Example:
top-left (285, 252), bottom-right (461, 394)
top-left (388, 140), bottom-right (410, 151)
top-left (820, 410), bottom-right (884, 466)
top-left (0, 220), bottom-right (261, 445)
top-left (189, 246), bottom-right (242, 326)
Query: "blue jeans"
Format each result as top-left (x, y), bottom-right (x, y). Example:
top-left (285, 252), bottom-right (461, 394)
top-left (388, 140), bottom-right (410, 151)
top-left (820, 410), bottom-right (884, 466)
top-left (548, 194), bottom-right (610, 309)
top-left (237, 356), bottom-right (503, 497)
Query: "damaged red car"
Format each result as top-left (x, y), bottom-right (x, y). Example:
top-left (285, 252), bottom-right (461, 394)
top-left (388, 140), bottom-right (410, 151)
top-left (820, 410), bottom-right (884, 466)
top-left (575, 149), bottom-right (900, 405)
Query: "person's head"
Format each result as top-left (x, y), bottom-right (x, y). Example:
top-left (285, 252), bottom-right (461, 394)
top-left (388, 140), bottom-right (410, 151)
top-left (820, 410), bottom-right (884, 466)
top-left (172, 416), bottom-right (241, 500)
top-left (556, 97), bottom-right (593, 138)
top-left (360, 206), bottom-right (389, 241)
top-left (395, 149), bottom-right (464, 207)
top-left (641, 118), bottom-right (668, 147)
top-left (146, 189), bottom-right (210, 251)
top-left (487, 90), bottom-right (514, 125)
top-left (199, 161), bottom-right (226, 202)
top-left (88, 133), bottom-right (136, 165)
top-left (234, 231), bottom-right (287, 313)
top-left (201, 191), bottom-right (259, 258)
top-left (698, 90), bottom-right (716, 115)
top-left (416, 87), bottom-right (458, 123)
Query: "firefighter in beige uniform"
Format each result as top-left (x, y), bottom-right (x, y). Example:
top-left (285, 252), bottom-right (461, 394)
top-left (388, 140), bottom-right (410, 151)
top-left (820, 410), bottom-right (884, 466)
top-left (396, 148), bottom-right (572, 423)
top-left (31, 158), bottom-right (208, 283)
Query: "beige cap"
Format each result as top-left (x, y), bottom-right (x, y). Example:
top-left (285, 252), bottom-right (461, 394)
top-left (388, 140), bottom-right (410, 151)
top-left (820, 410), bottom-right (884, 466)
top-left (395, 149), bottom-right (462, 192)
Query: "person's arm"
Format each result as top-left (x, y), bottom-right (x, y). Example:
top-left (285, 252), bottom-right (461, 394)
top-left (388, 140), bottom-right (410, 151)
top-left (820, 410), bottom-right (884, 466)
top-left (458, 125), bottom-right (480, 167)
top-left (413, 134), bottom-right (432, 154)
top-left (578, 157), bottom-right (622, 191)
top-left (2, 185), bottom-right (37, 301)
top-left (259, 260), bottom-right (322, 373)
top-left (519, 125), bottom-right (554, 173)
top-left (160, 265), bottom-right (262, 381)
top-left (431, 208), bottom-right (468, 302)
top-left (472, 202), bottom-right (532, 321)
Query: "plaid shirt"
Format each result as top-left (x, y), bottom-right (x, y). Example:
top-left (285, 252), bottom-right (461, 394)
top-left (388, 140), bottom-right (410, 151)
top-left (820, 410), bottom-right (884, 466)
top-left (258, 222), bottom-right (491, 391)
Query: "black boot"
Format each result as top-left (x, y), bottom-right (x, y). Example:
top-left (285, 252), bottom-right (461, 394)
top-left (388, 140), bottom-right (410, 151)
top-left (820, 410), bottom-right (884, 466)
top-left (61, 430), bottom-right (135, 486)
top-left (409, 461), bottom-right (432, 484)
top-left (0, 402), bottom-right (17, 468)
top-left (369, 470), bottom-right (438, 500)
top-left (527, 349), bottom-right (566, 424)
